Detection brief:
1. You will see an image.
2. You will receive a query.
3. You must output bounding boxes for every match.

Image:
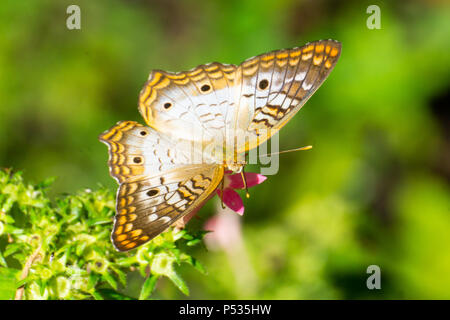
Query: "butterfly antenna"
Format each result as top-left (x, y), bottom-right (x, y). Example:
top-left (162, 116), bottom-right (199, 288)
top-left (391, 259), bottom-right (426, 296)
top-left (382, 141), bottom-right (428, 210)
top-left (259, 145), bottom-right (313, 157)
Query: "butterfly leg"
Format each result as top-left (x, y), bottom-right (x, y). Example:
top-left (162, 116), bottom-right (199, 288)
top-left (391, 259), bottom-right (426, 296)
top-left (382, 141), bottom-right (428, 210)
top-left (220, 177), bottom-right (226, 209)
top-left (241, 166), bottom-right (250, 199)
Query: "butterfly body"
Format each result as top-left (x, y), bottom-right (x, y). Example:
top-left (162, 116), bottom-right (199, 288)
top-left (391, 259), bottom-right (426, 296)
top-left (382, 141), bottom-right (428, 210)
top-left (100, 40), bottom-right (341, 251)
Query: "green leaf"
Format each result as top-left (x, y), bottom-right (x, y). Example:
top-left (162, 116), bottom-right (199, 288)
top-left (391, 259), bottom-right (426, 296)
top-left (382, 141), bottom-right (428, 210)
top-left (102, 272), bottom-right (118, 290)
top-left (181, 233), bottom-right (193, 241)
top-left (181, 255), bottom-right (207, 275)
top-left (0, 251), bottom-right (7, 267)
top-left (0, 268), bottom-right (19, 299)
top-left (139, 275), bottom-right (158, 300)
top-left (97, 288), bottom-right (135, 300)
top-left (172, 229), bottom-right (186, 241)
top-left (87, 273), bottom-right (100, 290)
top-left (75, 241), bottom-right (87, 256)
top-left (116, 256), bottom-right (137, 267)
top-left (3, 243), bottom-right (22, 258)
top-left (37, 279), bottom-right (47, 297)
top-left (186, 239), bottom-right (202, 246)
top-left (138, 263), bottom-right (148, 278)
top-left (89, 219), bottom-right (111, 226)
top-left (167, 270), bottom-right (189, 296)
top-left (91, 291), bottom-right (104, 300)
top-left (15, 275), bottom-right (36, 288)
top-left (37, 177), bottom-right (56, 189)
top-left (111, 267), bottom-right (127, 287)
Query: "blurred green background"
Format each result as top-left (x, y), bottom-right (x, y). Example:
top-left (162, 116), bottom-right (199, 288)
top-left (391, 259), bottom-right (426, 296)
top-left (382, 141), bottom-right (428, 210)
top-left (1, 0), bottom-right (449, 299)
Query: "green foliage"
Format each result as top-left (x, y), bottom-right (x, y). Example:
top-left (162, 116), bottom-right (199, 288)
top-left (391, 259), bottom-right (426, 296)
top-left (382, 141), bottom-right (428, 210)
top-left (0, 169), bottom-right (206, 300)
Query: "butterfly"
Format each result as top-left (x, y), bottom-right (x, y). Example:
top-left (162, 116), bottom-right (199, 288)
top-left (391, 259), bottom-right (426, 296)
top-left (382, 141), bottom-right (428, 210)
top-left (99, 40), bottom-right (341, 251)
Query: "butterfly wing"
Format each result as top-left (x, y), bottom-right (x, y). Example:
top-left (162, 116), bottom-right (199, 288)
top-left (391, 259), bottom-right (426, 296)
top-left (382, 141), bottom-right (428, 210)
top-left (138, 40), bottom-right (341, 159)
top-left (236, 39), bottom-right (341, 152)
top-left (138, 63), bottom-right (239, 152)
top-left (99, 121), bottom-right (223, 251)
top-left (101, 40), bottom-right (340, 250)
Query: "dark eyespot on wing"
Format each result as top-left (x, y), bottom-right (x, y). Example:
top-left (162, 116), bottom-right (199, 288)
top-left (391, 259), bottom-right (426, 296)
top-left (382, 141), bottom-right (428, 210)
top-left (147, 189), bottom-right (159, 197)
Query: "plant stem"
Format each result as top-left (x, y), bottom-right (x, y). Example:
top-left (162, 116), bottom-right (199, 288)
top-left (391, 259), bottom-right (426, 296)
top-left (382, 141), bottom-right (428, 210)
top-left (14, 244), bottom-right (42, 300)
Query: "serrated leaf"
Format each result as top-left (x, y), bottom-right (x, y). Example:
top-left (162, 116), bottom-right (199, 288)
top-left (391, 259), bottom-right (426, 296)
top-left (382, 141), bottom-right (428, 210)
top-left (167, 270), bottom-right (189, 296)
top-left (139, 275), bottom-right (158, 300)
top-left (181, 255), bottom-right (207, 275)
top-left (102, 272), bottom-right (118, 290)
top-left (97, 288), bottom-right (135, 300)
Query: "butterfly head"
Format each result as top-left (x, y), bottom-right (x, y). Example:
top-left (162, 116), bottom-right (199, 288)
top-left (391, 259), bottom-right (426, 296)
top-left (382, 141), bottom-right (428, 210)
top-left (224, 163), bottom-right (245, 174)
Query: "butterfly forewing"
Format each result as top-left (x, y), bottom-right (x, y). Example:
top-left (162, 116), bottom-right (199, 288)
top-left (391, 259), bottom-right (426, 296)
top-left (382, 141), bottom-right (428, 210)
top-left (138, 63), bottom-right (239, 149)
top-left (138, 40), bottom-right (341, 158)
top-left (241, 40), bottom-right (341, 151)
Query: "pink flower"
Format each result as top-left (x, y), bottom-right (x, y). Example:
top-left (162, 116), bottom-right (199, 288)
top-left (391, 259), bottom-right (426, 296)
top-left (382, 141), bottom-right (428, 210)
top-left (216, 171), bottom-right (267, 215)
top-left (204, 211), bottom-right (242, 251)
top-left (173, 171), bottom-right (266, 229)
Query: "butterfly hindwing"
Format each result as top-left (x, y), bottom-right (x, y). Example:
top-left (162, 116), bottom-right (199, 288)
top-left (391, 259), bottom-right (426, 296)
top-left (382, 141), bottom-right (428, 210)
top-left (99, 121), bottom-right (224, 251)
top-left (112, 164), bottom-right (223, 251)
